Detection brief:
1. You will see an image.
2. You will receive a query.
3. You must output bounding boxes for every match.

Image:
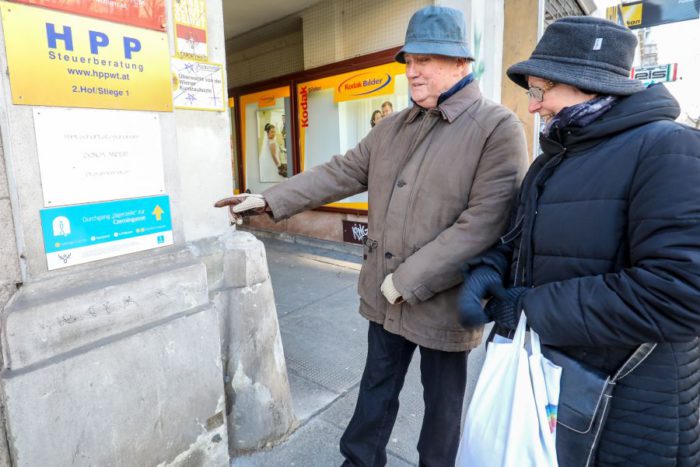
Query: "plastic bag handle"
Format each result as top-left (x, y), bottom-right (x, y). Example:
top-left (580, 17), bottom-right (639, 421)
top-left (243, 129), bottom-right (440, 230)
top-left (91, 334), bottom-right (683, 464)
top-left (529, 323), bottom-right (542, 357)
top-left (512, 311), bottom-right (528, 349)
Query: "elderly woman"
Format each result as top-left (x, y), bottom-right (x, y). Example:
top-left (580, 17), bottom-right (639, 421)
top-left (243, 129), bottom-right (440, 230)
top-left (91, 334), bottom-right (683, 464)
top-left (459, 16), bottom-right (700, 465)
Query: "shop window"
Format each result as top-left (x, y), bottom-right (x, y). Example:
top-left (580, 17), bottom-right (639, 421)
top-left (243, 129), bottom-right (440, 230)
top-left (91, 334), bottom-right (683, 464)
top-left (297, 62), bottom-right (408, 211)
top-left (238, 86), bottom-right (294, 194)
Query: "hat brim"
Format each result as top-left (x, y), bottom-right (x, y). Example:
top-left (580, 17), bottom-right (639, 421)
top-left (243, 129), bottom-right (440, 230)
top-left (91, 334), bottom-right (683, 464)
top-left (507, 58), bottom-right (644, 96)
top-left (395, 41), bottom-right (474, 64)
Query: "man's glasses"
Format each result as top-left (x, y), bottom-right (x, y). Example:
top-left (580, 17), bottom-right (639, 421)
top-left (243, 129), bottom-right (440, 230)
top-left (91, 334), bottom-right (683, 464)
top-left (526, 81), bottom-right (556, 102)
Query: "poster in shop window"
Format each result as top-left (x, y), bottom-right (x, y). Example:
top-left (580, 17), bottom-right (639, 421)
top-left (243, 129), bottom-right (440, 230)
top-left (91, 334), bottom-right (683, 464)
top-left (256, 109), bottom-right (289, 182)
top-left (238, 86), bottom-right (293, 194)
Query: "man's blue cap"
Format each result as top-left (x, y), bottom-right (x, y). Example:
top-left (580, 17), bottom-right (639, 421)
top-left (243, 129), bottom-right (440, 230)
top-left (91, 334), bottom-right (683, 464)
top-left (395, 6), bottom-right (474, 64)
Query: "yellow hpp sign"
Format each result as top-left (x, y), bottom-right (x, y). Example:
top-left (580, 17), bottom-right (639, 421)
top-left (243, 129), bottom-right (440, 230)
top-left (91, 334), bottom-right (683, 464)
top-left (0, 3), bottom-right (172, 111)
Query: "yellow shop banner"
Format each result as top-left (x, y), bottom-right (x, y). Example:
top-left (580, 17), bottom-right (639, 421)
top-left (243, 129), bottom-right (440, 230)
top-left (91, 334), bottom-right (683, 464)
top-left (1, 3), bottom-right (172, 111)
top-left (332, 63), bottom-right (403, 103)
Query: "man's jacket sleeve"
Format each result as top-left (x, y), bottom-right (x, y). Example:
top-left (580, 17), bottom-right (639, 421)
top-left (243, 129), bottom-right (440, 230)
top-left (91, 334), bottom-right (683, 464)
top-left (263, 130), bottom-right (374, 220)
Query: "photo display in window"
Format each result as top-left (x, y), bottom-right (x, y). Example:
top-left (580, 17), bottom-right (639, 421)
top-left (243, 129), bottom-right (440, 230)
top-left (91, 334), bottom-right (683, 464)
top-left (239, 86), bottom-right (293, 194)
top-left (297, 62), bottom-right (409, 211)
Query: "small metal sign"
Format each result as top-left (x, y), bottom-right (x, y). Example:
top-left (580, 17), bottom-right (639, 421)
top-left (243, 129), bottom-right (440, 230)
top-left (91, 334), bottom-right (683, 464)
top-left (631, 63), bottom-right (678, 85)
top-left (34, 108), bottom-right (165, 207)
top-left (342, 220), bottom-right (368, 245)
top-left (172, 58), bottom-right (225, 111)
top-left (607, 1), bottom-right (700, 30)
top-left (40, 195), bottom-right (173, 270)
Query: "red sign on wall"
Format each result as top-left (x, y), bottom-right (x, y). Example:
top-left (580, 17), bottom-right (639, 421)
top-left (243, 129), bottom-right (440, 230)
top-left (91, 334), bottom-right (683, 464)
top-left (11, 0), bottom-right (166, 31)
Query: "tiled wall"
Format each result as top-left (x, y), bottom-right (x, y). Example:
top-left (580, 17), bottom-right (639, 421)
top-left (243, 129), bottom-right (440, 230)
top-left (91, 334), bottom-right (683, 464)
top-left (227, 0), bottom-right (433, 88)
top-left (302, 0), bottom-right (432, 69)
top-left (227, 30), bottom-right (304, 88)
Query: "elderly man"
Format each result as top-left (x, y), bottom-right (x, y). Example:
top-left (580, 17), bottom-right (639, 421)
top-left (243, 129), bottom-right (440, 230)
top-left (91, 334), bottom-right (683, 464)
top-left (216, 6), bottom-right (527, 466)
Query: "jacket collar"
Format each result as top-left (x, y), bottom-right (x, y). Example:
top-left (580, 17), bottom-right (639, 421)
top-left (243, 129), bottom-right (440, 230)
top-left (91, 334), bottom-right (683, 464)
top-left (538, 85), bottom-right (680, 157)
top-left (405, 80), bottom-right (482, 124)
top-left (437, 73), bottom-right (474, 105)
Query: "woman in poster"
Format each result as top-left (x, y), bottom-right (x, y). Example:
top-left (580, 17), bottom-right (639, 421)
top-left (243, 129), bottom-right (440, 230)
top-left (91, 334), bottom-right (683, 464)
top-left (259, 123), bottom-right (285, 182)
top-left (370, 110), bottom-right (383, 128)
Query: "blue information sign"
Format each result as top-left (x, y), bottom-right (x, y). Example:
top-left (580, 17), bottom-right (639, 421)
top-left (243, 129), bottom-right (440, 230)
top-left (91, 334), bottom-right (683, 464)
top-left (40, 195), bottom-right (174, 270)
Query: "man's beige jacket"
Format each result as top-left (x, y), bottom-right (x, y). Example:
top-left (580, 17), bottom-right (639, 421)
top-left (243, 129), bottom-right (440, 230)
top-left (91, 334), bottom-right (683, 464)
top-left (264, 81), bottom-right (527, 351)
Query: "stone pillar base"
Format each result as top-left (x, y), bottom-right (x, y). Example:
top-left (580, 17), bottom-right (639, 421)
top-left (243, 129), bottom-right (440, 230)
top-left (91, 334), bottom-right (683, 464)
top-left (1, 247), bottom-right (228, 466)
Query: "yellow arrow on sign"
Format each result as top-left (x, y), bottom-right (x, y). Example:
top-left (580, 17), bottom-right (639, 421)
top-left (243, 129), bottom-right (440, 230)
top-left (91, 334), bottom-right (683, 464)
top-left (152, 205), bottom-right (165, 221)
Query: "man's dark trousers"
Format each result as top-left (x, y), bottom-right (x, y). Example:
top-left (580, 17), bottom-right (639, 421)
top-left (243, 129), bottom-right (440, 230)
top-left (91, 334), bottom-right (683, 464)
top-left (340, 321), bottom-right (468, 467)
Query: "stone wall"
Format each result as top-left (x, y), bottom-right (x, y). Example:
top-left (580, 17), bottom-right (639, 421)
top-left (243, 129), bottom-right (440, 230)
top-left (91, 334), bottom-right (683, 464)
top-left (0, 133), bottom-right (17, 467)
top-left (1, 248), bottom-right (228, 466)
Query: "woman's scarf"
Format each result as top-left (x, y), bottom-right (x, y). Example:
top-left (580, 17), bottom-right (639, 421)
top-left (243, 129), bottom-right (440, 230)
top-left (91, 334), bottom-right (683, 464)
top-left (544, 95), bottom-right (618, 137)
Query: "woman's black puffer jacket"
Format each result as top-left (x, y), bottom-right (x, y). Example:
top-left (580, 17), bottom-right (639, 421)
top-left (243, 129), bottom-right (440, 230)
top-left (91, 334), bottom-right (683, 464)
top-left (504, 84), bottom-right (700, 465)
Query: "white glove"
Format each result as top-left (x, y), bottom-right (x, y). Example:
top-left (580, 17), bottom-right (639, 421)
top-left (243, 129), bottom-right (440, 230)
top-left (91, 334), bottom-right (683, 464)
top-left (213, 193), bottom-right (267, 225)
top-left (380, 274), bottom-right (404, 305)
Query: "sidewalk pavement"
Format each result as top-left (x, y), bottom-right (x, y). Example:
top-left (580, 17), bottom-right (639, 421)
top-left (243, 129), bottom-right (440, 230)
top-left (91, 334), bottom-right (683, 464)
top-left (230, 234), bottom-right (489, 467)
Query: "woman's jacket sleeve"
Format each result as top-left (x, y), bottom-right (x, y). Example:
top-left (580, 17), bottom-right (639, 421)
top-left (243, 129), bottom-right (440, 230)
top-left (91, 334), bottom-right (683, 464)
top-left (525, 127), bottom-right (700, 346)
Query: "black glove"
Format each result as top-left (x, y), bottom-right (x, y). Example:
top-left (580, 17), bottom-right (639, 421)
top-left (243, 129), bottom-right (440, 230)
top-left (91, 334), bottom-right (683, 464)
top-left (485, 286), bottom-right (528, 330)
top-left (458, 266), bottom-right (503, 327)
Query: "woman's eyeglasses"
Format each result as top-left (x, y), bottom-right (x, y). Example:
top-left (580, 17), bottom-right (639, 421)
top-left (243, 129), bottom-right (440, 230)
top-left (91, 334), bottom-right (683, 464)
top-left (526, 81), bottom-right (556, 102)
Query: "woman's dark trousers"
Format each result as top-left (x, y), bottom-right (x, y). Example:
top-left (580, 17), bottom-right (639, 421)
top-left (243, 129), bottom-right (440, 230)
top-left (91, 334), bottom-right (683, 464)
top-left (339, 321), bottom-right (468, 467)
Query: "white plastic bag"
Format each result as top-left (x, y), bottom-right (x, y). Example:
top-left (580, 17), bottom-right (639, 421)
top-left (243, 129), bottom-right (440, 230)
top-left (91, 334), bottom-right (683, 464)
top-left (530, 329), bottom-right (562, 456)
top-left (456, 313), bottom-right (562, 467)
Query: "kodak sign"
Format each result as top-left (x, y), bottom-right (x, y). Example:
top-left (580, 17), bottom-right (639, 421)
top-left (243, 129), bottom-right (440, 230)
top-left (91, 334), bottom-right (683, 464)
top-left (334, 70), bottom-right (394, 103)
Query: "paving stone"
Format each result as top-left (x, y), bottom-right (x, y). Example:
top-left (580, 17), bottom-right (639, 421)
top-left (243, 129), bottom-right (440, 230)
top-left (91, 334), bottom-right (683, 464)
top-left (280, 302), bottom-right (367, 393)
top-left (266, 243), bottom-right (359, 316)
top-left (230, 418), bottom-right (345, 467)
top-left (230, 417), bottom-right (412, 467)
top-left (319, 356), bottom-right (424, 465)
top-left (287, 371), bottom-right (339, 423)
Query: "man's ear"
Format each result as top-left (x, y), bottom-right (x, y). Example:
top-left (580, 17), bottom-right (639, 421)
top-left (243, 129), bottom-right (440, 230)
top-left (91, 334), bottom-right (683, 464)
top-left (464, 59), bottom-right (473, 74)
top-left (455, 57), bottom-right (470, 74)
